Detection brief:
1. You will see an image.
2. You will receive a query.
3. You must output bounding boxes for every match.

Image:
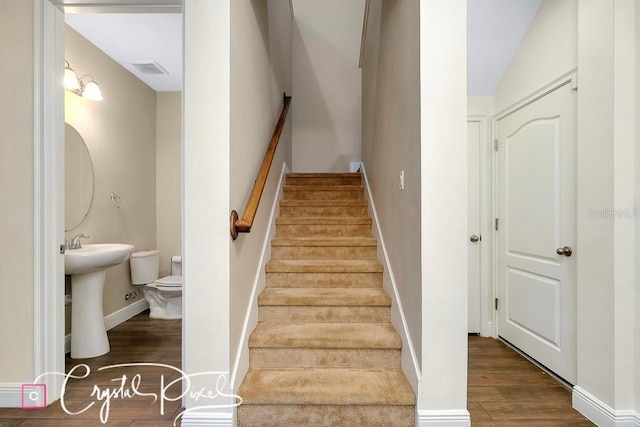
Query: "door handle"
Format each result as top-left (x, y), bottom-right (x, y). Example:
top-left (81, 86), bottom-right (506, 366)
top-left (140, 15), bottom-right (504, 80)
top-left (470, 235), bottom-right (481, 243)
top-left (556, 246), bottom-right (573, 257)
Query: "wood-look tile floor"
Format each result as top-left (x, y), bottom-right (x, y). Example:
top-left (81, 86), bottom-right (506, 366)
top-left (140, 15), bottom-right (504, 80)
top-left (0, 316), bottom-right (596, 426)
top-left (0, 310), bottom-right (183, 427)
top-left (468, 335), bottom-right (595, 426)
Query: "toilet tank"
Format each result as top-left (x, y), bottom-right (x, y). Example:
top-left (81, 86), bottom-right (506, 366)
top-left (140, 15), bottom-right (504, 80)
top-left (130, 250), bottom-right (160, 285)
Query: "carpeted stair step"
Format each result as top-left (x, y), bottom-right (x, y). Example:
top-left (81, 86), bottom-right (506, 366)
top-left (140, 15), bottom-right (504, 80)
top-left (276, 217), bottom-right (372, 237)
top-left (249, 322), bottom-right (401, 349)
top-left (237, 368), bottom-right (415, 426)
top-left (265, 260), bottom-right (383, 288)
top-left (259, 287), bottom-right (390, 307)
top-left (279, 199), bottom-right (368, 218)
top-left (283, 184), bottom-right (364, 201)
top-left (249, 347), bottom-right (400, 369)
top-left (248, 323), bottom-right (401, 369)
top-left (285, 172), bottom-right (362, 186)
top-left (258, 287), bottom-right (391, 323)
top-left (271, 237), bottom-right (377, 260)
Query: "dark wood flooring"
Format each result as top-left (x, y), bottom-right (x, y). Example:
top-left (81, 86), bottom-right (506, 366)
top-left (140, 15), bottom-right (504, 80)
top-left (468, 335), bottom-right (594, 426)
top-left (0, 314), bottom-right (595, 426)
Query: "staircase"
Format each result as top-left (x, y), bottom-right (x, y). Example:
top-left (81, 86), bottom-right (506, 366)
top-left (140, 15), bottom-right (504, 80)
top-left (237, 172), bottom-right (415, 426)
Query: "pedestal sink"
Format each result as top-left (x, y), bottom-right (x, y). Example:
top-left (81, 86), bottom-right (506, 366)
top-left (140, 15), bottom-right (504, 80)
top-left (65, 244), bottom-right (134, 358)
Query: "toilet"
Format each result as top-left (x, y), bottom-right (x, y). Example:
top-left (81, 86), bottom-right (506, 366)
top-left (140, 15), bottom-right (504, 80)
top-left (130, 250), bottom-right (182, 320)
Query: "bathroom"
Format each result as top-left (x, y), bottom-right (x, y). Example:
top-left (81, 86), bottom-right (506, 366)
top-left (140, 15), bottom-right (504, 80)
top-left (63, 13), bottom-right (182, 349)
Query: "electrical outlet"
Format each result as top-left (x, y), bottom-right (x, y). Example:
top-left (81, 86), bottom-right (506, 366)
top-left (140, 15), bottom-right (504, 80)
top-left (399, 170), bottom-right (405, 190)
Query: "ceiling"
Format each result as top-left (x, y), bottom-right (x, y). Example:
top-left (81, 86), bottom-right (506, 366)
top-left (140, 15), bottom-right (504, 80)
top-left (65, 13), bottom-right (183, 92)
top-left (64, 0), bottom-right (542, 95)
top-left (467, 0), bottom-right (542, 96)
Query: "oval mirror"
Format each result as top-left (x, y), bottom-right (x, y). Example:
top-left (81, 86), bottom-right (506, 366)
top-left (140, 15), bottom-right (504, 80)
top-left (65, 123), bottom-right (95, 231)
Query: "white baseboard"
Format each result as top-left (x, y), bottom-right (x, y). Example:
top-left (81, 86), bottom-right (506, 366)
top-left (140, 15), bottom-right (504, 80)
top-left (573, 386), bottom-right (640, 427)
top-left (0, 384), bottom-right (23, 407)
top-left (64, 299), bottom-right (150, 354)
top-left (417, 409), bottom-right (471, 426)
top-left (104, 298), bottom-right (150, 331)
top-left (179, 411), bottom-right (233, 426)
top-left (230, 162), bottom-right (289, 390)
top-left (359, 163), bottom-right (422, 393)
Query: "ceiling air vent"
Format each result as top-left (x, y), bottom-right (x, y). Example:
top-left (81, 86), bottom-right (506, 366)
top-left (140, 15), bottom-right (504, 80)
top-left (131, 61), bottom-right (168, 75)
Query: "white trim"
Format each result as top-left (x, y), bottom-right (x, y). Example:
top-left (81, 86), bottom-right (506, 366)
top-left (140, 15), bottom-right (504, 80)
top-left (50, 1), bottom-right (181, 13)
top-left (417, 409), bottom-right (471, 427)
top-left (64, 299), bottom-right (150, 353)
top-left (490, 114), bottom-right (499, 339)
top-left (180, 411), bottom-right (233, 427)
top-left (466, 115), bottom-right (493, 338)
top-left (359, 163), bottom-right (421, 393)
top-left (0, 384), bottom-right (24, 408)
top-left (573, 386), bottom-right (640, 427)
top-left (104, 298), bottom-right (150, 331)
top-left (230, 162), bottom-right (289, 390)
top-left (494, 69), bottom-right (577, 120)
top-left (34, 0), bottom-right (65, 405)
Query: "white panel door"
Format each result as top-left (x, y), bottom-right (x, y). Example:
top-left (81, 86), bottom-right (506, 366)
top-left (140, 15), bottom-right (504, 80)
top-left (496, 82), bottom-right (577, 384)
top-left (468, 121), bottom-right (481, 333)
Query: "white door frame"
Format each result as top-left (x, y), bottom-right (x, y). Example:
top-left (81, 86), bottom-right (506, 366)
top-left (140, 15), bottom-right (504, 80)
top-left (35, 0), bottom-right (182, 405)
top-left (467, 115), bottom-right (494, 337)
top-left (33, 0), bottom-right (65, 404)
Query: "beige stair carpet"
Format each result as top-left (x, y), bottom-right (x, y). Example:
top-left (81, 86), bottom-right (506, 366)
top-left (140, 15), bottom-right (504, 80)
top-left (237, 172), bottom-right (415, 426)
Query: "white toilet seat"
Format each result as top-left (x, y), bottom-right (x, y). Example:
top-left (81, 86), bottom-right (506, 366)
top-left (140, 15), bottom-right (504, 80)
top-left (154, 275), bottom-right (182, 291)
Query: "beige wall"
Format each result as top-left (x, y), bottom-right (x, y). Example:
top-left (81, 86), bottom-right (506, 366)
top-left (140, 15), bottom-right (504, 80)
top-left (229, 0), bottom-right (292, 383)
top-left (156, 92), bottom-right (182, 277)
top-left (291, 0), bottom-right (364, 172)
top-left (268, 0), bottom-right (293, 107)
top-left (64, 26), bottom-right (157, 321)
top-left (361, 0), bottom-right (422, 364)
top-left (467, 96), bottom-right (494, 117)
top-left (494, 0), bottom-right (577, 113)
top-left (0, 0), bottom-right (35, 384)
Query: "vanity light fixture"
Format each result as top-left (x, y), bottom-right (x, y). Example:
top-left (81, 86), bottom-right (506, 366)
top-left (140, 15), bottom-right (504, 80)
top-left (64, 60), bottom-right (103, 101)
top-left (78, 75), bottom-right (103, 101)
top-left (64, 60), bottom-right (80, 90)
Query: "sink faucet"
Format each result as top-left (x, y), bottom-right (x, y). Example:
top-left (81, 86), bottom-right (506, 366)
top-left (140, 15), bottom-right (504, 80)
top-left (66, 233), bottom-right (90, 250)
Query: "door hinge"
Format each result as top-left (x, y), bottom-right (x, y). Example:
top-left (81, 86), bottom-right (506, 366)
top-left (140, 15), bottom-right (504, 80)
top-left (495, 218), bottom-right (499, 231)
top-left (60, 244), bottom-right (66, 254)
top-left (494, 139), bottom-right (499, 151)
top-left (495, 298), bottom-right (499, 310)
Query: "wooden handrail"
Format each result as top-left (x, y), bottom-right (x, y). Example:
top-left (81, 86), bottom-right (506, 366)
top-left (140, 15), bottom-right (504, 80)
top-left (230, 94), bottom-right (292, 240)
